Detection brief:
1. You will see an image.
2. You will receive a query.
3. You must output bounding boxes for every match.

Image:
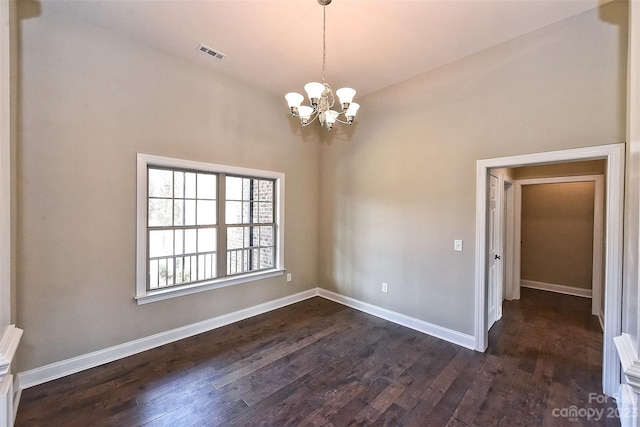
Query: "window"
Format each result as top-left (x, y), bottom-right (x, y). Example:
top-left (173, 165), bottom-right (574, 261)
top-left (136, 154), bottom-right (284, 304)
top-left (225, 176), bottom-right (276, 275)
top-left (146, 168), bottom-right (219, 289)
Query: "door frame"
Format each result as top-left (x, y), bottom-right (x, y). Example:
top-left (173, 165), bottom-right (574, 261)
top-left (512, 175), bottom-right (604, 320)
top-left (474, 143), bottom-right (624, 397)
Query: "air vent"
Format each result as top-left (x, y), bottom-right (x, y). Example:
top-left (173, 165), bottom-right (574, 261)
top-left (197, 44), bottom-right (226, 61)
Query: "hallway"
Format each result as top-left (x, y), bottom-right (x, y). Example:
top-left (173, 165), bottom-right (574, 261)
top-left (487, 287), bottom-right (617, 426)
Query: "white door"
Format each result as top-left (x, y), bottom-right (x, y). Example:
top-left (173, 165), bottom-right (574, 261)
top-left (487, 174), bottom-right (503, 330)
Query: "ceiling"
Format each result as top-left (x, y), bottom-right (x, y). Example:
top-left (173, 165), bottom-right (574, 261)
top-left (42, 0), bottom-right (612, 99)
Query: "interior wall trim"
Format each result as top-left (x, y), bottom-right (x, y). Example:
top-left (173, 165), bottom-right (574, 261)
top-left (16, 287), bottom-right (475, 391)
top-left (614, 333), bottom-right (640, 426)
top-left (520, 279), bottom-right (593, 299)
top-left (513, 174), bottom-right (604, 316)
top-left (475, 143), bottom-right (625, 397)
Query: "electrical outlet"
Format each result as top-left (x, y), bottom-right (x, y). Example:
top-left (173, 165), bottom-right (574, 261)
top-left (382, 282), bottom-right (388, 293)
top-left (286, 273), bottom-right (292, 282)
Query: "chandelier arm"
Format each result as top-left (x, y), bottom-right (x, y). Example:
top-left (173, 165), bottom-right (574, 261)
top-left (334, 117), bottom-right (352, 125)
top-left (301, 111), bottom-right (321, 127)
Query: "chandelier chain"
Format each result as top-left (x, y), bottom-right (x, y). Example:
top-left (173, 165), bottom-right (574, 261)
top-left (322, 1), bottom-right (326, 83)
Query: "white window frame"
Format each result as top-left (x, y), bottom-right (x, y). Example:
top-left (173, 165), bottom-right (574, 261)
top-left (136, 153), bottom-right (285, 304)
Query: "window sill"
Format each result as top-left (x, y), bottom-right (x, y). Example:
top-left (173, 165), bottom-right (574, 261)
top-left (135, 269), bottom-right (285, 305)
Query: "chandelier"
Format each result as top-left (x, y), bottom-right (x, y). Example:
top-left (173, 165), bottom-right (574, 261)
top-left (285, 0), bottom-right (360, 131)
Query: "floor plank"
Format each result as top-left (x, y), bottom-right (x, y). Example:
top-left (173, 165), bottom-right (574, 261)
top-left (16, 289), bottom-right (618, 426)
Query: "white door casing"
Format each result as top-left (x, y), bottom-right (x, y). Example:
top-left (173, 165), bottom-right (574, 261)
top-left (1, 1), bottom-right (24, 425)
top-left (511, 175), bottom-right (604, 318)
top-left (475, 143), bottom-right (624, 397)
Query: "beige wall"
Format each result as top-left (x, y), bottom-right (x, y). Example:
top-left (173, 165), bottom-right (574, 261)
top-left (16, 4), bottom-right (320, 371)
top-left (521, 182), bottom-right (595, 289)
top-left (318, 1), bottom-right (627, 335)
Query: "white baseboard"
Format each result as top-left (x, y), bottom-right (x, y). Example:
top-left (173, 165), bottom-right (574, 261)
top-left (16, 288), bottom-right (318, 390)
top-left (521, 279), bottom-right (592, 298)
top-left (17, 287), bottom-right (475, 390)
top-left (318, 289), bottom-right (475, 350)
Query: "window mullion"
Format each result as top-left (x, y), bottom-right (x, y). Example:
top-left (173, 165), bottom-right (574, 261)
top-left (171, 172), bottom-right (175, 286)
top-left (217, 173), bottom-right (227, 278)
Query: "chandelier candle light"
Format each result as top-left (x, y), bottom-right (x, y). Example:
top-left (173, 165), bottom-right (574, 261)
top-left (285, 0), bottom-right (360, 130)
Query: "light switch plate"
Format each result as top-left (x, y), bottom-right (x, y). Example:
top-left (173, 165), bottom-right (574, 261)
top-left (454, 239), bottom-right (463, 252)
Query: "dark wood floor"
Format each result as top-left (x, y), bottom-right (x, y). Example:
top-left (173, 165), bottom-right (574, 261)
top-left (16, 288), bottom-right (619, 426)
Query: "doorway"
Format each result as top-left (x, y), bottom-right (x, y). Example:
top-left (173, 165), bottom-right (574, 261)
top-left (512, 175), bottom-right (604, 320)
top-left (474, 143), bottom-right (624, 397)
